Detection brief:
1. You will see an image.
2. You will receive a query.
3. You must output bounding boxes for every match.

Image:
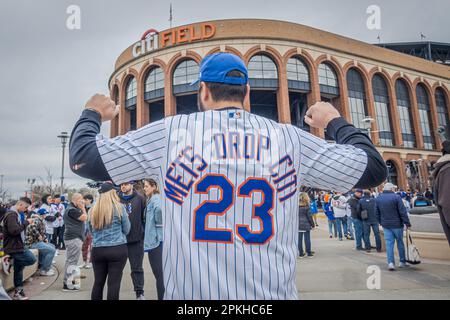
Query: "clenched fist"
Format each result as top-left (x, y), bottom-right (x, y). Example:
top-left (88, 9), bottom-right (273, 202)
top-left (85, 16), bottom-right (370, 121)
top-left (85, 94), bottom-right (119, 122)
top-left (304, 101), bottom-right (341, 129)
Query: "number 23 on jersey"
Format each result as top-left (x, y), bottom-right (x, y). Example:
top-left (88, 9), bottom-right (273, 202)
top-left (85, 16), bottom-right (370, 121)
top-left (193, 174), bottom-right (275, 245)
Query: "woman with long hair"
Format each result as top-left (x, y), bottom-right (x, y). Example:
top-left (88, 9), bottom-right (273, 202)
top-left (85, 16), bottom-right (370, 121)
top-left (298, 192), bottom-right (315, 258)
top-left (89, 182), bottom-right (130, 300)
top-left (143, 178), bottom-right (164, 300)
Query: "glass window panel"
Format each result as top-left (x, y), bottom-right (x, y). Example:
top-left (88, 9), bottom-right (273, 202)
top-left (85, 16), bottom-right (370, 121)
top-left (248, 54), bottom-right (278, 79)
top-left (145, 67), bottom-right (165, 93)
top-left (318, 63), bottom-right (338, 88)
top-left (287, 58), bottom-right (310, 83)
top-left (435, 88), bottom-right (449, 127)
top-left (172, 59), bottom-right (199, 86)
top-left (126, 77), bottom-right (137, 100)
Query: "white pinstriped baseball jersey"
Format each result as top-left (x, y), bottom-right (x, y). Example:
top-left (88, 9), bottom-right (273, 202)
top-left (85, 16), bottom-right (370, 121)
top-left (96, 108), bottom-right (367, 300)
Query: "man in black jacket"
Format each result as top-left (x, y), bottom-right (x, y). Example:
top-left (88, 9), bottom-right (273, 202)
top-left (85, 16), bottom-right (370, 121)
top-left (118, 181), bottom-right (146, 300)
top-left (358, 190), bottom-right (382, 252)
top-left (1, 197), bottom-right (36, 300)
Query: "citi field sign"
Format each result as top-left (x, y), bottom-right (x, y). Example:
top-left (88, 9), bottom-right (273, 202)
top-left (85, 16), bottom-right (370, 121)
top-left (132, 23), bottom-right (217, 58)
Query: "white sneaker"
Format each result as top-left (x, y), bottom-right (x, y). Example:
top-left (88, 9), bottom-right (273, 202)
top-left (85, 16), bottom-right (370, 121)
top-left (40, 269), bottom-right (55, 277)
top-left (388, 263), bottom-right (396, 271)
top-left (78, 263), bottom-right (86, 269)
top-left (54, 250), bottom-right (59, 257)
top-left (399, 262), bottom-right (409, 268)
top-left (84, 263), bottom-right (92, 269)
top-left (137, 295), bottom-right (146, 300)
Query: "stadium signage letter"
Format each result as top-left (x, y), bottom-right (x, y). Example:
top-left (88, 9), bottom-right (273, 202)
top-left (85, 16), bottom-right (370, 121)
top-left (132, 29), bottom-right (159, 58)
top-left (132, 23), bottom-right (216, 58)
top-left (160, 23), bottom-right (216, 48)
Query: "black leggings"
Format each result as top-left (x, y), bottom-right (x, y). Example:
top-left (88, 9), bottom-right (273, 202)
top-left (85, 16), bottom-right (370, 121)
top-left (148, 242), bottom-right (165, 300)
top-left (91, 244), bottom-right (128, 300)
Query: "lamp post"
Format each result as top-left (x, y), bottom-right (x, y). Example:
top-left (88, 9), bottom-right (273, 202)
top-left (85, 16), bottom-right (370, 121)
top-left (27, 178), bottom-right (36, 201)
top-left (57, 132), bottom-right (70, 196)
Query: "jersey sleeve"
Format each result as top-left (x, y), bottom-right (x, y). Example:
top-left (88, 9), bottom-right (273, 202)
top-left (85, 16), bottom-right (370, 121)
top-left (96, 119), bottom-right (167, 185)
top-left (291, 124), bottom-right (368, 192)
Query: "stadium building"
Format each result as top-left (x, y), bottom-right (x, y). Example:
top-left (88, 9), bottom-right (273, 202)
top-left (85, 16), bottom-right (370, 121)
top-left (108, 19), bottom-right (450, 192)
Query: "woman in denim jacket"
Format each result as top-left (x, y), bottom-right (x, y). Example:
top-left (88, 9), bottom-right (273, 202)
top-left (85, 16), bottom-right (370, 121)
top-left (89, 182), bottom-right (130, 300)
top-left (143, 178), bottom-right (164, 300)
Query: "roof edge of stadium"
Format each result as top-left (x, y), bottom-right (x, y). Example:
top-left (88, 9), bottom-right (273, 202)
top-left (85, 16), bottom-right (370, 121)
top-left (110, 19), bottom-right (450, 87)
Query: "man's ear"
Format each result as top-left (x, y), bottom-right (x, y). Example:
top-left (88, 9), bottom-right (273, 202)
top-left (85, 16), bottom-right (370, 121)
top-left (200, 82), bottom-right (209, 102)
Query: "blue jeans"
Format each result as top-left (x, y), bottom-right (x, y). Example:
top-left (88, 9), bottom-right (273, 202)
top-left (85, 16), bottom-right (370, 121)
top-left (298, 231), bottom-right (311, 255)
top-left (363, 222), bottom-right (382, 251)
top-left (335, 217), bottom-right (347, 239)
top-left (30, 242), bottom-right (56, 272)
top-left (383, 228), bottom-right (406, 265)
top-left (328, 220), bottom-right (337, 237)
top-left (347, 216), bottom-right (354, 238)
top-left (353, 218), bottom-right (364, 249)
top-left (10, 249), bottom-right (36, 288)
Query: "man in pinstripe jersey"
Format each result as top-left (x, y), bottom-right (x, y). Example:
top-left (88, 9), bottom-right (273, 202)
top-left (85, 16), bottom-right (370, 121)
top-left (69, 53), bottom-right (387, 299)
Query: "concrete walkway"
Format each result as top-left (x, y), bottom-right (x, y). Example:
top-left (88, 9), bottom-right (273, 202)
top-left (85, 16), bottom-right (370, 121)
top-left (18, 215), bottom-right (450, 300)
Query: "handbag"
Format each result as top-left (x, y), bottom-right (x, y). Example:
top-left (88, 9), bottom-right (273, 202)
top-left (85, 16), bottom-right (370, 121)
top-left (405, 229), bottom-right (421, 265)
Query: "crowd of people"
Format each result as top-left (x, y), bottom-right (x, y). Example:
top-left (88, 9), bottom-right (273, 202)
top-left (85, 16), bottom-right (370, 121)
top-left (0, 177), bottom-right (443, 300)
top-left (297, 182), bottom-right (427, 271)
top-left (0, 179), bottom-right (164, 301)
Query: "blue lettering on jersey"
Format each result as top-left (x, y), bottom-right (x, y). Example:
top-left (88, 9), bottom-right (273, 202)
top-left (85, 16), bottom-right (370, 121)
top-left (165, 146), bottom-right (208, 205)
top-left (270, 155), bottom-right (297, 202)
top-left (213, 132), bottom-right (270, 162)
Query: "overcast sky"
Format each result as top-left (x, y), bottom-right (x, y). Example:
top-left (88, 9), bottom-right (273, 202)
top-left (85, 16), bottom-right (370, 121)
top-left (0, 0), bottom-right (449, 199)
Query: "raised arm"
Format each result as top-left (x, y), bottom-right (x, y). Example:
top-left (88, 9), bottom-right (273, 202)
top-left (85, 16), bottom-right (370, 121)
top-left (297, 102), bottom-right (387, 192)
top-left (69, 94), bottom-right (167, 185)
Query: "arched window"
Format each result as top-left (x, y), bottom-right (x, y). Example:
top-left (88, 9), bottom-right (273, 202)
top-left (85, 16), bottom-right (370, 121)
top-left (395, 79), bottom-right (416, 148)
top-left (386, 160), bottom-right (398, 186)
top-left (125, 77), bottom-right (137, 108)
top-left (347, 68), bottom-right (368, 130)
top-left (144, 67), bottom-right (164, 101)
top-left (248, 54), bottom-right (278, 89)
top-left (416, 84), bottom-right (435, 150)
top-left (318, 63), bottom-right (339, 96)
top-left (125, 77), bottom-right (137, 131)
top-left (435, 88), bottom-right (449, 128)
top-left (287, 57), bottom-right (310, 91)
top-left (287, 57), bottom-right (311, 131)
top-left (173, 59), bottom-right (199, 94)
top-left (372, 75), bottom-right (393, 146)
top-left (144, 67), bottom-right (165, 123)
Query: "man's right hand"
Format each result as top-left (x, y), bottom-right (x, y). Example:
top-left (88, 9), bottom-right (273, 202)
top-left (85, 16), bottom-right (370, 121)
top-left (304, 101), bottom-right (341, 129)
top-left (85, 94), bottom-right (119, 122)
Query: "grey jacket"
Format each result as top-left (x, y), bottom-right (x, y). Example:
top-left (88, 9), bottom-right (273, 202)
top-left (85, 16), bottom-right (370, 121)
top-left (298, 206), bottom-right (315, 232)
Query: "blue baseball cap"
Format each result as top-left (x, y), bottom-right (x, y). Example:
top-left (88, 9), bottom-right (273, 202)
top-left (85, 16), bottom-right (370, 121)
top-left (37, 208), bottom-right (48, 215)
top-left (191, 53), bottom-right (248, 86)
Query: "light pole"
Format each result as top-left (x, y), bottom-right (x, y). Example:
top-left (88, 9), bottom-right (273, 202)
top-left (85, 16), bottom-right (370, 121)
top-left (27, 178), bottom-right (36, 202)
top-left (57, 132), bottom-right (70, 196)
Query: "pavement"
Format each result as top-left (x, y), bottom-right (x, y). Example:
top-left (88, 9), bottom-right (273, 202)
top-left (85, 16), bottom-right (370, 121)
top-left (14, 214), bottom-right (450, 300)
